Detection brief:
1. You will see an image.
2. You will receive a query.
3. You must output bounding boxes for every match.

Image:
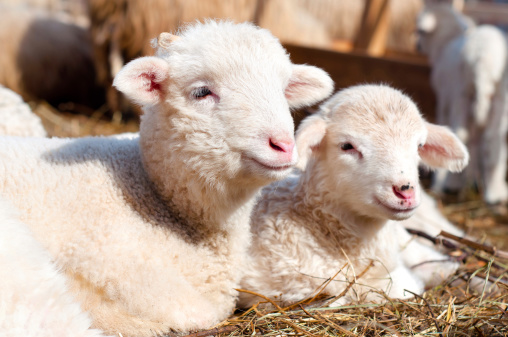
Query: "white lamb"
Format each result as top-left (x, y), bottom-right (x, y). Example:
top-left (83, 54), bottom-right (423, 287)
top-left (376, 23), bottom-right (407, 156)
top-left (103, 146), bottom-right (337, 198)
top-left (0, 199), bottom-right (110, 337)
top-left (0, 85), bottom-right (46, 137)
top-left (239, 85), bottom-right (468, 308)
top-left (0, 21), bottom-right (333, 336)
top-left (416, 1), bottom-right (508, 204)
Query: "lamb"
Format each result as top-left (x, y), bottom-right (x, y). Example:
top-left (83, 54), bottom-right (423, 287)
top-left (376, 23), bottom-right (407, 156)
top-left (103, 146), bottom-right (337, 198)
top-left (416, 1), bottom-right (508, 204)
top-left (0, 21), bottom-right (333, 336)
top-left (0, 198), bottom-right (110, 337)
top-left (239, 84), bottom-right (468, 308)
top-left (0, 85), bottom-right (47, 137)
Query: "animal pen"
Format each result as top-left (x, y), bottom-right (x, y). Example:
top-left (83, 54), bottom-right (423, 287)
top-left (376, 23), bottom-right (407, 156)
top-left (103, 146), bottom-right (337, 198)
top-left (3, 0), bottom-right (508, 336)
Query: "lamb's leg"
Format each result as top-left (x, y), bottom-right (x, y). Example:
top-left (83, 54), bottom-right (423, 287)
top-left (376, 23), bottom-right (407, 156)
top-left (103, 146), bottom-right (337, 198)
top-left (396, 223), bottom-right (459, 288)
top-left (480, 90), bottom-right (508, 204)
top-left (66, 267), bottom-right (223, 337)
top-left (440, 93), bottom-right (471, 194)
top-left (384, 263), bottom-right (425, 299)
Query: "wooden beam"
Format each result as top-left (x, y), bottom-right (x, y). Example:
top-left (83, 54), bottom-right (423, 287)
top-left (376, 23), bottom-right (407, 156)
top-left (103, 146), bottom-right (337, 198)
top-left (284, 44), bottom-right (436, 126)
top-left (354, 0), bottom-right (391, 57)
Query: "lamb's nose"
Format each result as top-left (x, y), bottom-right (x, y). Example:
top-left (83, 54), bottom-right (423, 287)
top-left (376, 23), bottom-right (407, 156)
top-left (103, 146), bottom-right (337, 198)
top-left (269, 137), bottom-right (294, 155)
top-left (392, 184), bottom-right (415, 201)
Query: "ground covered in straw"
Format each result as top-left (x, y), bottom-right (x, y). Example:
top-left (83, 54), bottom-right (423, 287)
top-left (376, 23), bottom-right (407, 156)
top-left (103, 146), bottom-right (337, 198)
top-left (34, 103), bottom-right (508, 337)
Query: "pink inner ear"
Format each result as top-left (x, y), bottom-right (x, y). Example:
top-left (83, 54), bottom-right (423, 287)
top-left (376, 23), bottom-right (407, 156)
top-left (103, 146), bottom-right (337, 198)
top-left (142, 73), bottom-right (161, 93)
top-left (421, 143), bottom-right (449, 157)
top-left (285, 81), bottom-right (307, 99)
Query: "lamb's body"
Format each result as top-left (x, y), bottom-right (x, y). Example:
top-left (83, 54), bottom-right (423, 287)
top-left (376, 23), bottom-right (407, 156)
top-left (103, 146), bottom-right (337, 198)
top-left (0, 136), bottom-right (246, 334)
top-left (0, 21), bottom-right (333, 336)
top-left (0, 198), bottom-right (109, 337)
top-left (417, 2), bottom-right (508, 203)
top-left (241, 173), bottom-right (427, 306)
top-left (239, 85), bottom-right (468, 307)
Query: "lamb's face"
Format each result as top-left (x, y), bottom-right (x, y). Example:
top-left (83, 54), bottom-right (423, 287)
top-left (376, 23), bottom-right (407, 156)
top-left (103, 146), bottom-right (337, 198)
top-left (416, 4), bottom-right (470, 57)
top-left (296, 85), bottom-right (468, 222)
top-left (114, 21), bottom-right (333, 186)
top-left (323, 88), bottom-right (427, 221)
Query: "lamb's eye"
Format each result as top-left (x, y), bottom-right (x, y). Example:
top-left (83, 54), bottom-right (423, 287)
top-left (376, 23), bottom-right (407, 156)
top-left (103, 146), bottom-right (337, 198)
top-left (341, 143), bottom-right (354, 151)
top-left (418, 143), bottom-right (424, 148)
top-left (193, 87), bottom-right (212, 99)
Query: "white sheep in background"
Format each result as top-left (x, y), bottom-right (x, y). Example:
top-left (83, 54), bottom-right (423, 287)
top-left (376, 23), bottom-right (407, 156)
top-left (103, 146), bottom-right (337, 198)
top-left (0, 199), bottom-right (110, 337)
top-left (0, 21), bottom-right (333, 336)
top-left (416, 1), bottom-right (508, 204)
top-left (239, 85), bottom-right (468, 308)
top-left (0, 85), bottom-right (47, 137)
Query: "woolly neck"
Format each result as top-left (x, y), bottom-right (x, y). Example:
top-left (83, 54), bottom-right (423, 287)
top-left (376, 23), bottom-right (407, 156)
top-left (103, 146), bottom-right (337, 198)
top-left (290, 159), bottom-right (387, 253)
top-left (138, 108), bottom-right (264, 234)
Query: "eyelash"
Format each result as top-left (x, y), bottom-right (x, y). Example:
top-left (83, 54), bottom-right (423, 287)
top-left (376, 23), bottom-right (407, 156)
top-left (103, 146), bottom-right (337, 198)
top-left (341, 143), bottom-right (354, 151)
top-left (193, 86), bottom-right (212, 99)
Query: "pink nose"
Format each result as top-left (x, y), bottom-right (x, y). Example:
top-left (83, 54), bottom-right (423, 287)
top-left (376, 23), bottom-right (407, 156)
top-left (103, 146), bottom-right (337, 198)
top-left (269, 137), bottom-right (294, 158)
top-left (392, 184), bottom-right (415, 200)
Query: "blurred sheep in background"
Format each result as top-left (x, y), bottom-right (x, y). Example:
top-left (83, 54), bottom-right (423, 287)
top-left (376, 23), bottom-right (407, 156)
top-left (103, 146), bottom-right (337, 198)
top-left (417, 0), bottom-right (508, 205)
top-left (0, 4), bottom-right (104, 111)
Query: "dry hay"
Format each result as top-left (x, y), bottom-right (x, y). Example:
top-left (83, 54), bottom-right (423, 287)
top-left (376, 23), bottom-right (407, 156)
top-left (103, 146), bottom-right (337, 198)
top-left (185, 217), bottom-right (508, 337)
top-left (30, 101), bottom-right (139, 137)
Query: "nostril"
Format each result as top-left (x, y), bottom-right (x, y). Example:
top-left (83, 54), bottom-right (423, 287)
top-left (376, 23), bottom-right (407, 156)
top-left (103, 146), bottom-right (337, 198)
top-left (269, 138), bottom-right (294, 153)
top-left (270, 139), bottom-right (284, 152)
top-left (393, 185), bottom-right (415, 200)
top-left (393, 186), bottom-right (405, 199)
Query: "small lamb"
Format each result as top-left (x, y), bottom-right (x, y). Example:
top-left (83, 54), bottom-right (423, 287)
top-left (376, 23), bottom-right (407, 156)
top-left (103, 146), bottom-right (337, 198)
top-left (0, 21), bottom-right (333, 336)
top-left (416, 0), bottom-right (508, 204)
top-left (239, 85), bottom-right (468, 307)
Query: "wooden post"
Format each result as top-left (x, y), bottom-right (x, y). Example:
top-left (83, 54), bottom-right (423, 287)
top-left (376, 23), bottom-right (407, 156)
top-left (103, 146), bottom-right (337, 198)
top-left (354, 0), bottom-right (391, 57)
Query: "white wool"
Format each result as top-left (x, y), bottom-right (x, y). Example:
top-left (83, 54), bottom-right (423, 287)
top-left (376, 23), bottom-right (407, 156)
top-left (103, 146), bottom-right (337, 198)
top-left (239, 85), bottom-right (468, 308)
top-left (0, 198), bottom-right (109, 337)
top-left (0, 21), bottom-right (333, 337)
top-left (0, 86), bottom-right (46, 137)
top-left (416, 2), bottom-right (508, 204)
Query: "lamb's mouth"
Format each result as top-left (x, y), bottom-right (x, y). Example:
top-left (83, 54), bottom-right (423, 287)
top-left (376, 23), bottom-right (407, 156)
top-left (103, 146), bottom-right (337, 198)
top-left (247, 157), bottom-right (293, 172)
top-left (374, 197), bottom-right (418, 214)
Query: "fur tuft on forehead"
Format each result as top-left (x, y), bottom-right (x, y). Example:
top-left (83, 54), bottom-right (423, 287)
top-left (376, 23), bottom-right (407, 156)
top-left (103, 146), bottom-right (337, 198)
top-left (155, 20), bottom-right (292, 80)
top-left (321, 85), bottom-right (424, 130)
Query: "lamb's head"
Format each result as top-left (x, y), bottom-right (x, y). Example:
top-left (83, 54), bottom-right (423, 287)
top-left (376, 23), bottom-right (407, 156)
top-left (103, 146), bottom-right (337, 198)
top-left (416, 1), bottom-right (473, 62)
top-left (114, 21), bottom-right (333, 194)
top-left (296, 85), bottom-right (468, 222)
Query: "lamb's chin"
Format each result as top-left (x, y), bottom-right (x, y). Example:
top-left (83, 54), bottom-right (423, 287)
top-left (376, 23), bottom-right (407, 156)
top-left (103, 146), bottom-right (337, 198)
top-left (244, 156), bottom-right (294, 181)
top-left (373, 197), bottom-right (419, 221)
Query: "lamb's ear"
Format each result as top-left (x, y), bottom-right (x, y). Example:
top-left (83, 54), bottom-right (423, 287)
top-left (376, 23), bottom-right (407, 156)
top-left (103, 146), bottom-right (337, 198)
top-left (295, 114), bottom-right (327, 170)
top-left (419, 122), bottom-right (469, 172)
top-left (285, 65), bottom-right (334, 109)
top-left (113, 56), bottom-right (170, 106)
